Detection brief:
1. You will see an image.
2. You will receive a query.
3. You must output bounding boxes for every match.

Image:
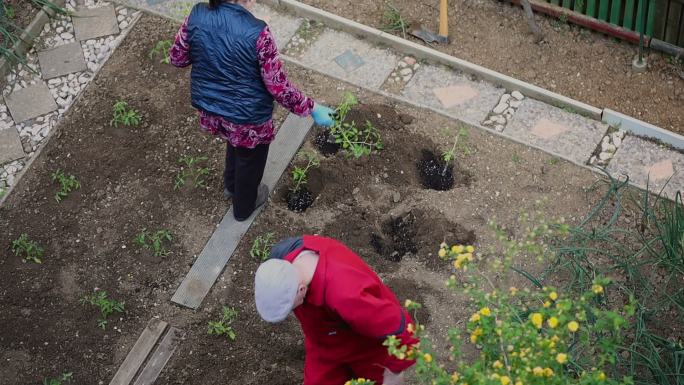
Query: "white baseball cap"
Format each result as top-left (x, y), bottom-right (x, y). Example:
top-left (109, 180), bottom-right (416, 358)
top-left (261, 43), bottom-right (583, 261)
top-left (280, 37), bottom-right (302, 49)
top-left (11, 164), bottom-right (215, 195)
top-left (254, 259), bottom-right (299, 323)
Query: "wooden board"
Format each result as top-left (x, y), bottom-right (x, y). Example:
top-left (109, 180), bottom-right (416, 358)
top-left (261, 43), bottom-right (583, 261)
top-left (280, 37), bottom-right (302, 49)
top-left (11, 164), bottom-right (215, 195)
top-left (170, 114), bottom-right (314, 309)
top-left (598, 0), bottom-right (610, 20)
top-left (623, 0), bottom-right (635, 30)
top-left (610, 0), bottom-right (622, 24)
top-left (109, 319), bottom-right (168, 385)
top-left (133, 327), bottom-right (185, 385)
top-left (587, 0), bottom-right (597, 17)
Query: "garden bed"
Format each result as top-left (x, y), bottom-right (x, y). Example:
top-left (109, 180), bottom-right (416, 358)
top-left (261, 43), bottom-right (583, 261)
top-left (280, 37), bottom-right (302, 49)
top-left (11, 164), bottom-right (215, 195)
top-left (299, 0), bottom-right (684, 134)
top-left (0, 13), bottom-right (680, 385)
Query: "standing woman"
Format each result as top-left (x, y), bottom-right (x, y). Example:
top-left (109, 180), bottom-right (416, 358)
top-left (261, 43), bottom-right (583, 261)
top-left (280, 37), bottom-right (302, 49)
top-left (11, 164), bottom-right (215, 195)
top-left (170, 0), bottom-right (334, 221)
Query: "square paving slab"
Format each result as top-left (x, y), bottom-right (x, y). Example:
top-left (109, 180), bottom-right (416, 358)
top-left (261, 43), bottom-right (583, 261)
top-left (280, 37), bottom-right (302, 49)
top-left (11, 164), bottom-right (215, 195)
top-left (252, 3), bottom-right (301, 49)
top-left (4, 83), bottom-right (58, 123)
top-left (73, 5), bottom-right (120, 41)
top-left (607, 136), bottom-right (684, 198)
top-left (402, 65), bottom-right (505, 124)
top-left (38, 42), bottom-right (87, 79)
top-left (298, 29), bottom-right (398, 90)
top-left (0, 128), bottom-right (24, 164)
top-left (504, 99), bottom-right (607, 165)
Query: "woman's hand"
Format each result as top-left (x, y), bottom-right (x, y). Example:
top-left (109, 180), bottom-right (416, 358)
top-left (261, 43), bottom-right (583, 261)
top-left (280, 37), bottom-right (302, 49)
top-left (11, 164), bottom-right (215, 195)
top-left (312, 103), bottom-right (335, 127)
top-left (383, 368), bottom-right (405, 385)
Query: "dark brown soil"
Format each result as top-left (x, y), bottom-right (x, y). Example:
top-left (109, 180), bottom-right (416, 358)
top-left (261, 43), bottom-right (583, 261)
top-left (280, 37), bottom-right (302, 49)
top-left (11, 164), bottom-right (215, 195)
top-left (3, 12), bottom-right (675, 385)
top-left (286, 187), bottom-right (314, 212)
top-left (300, 0), bottom-right (684, 134)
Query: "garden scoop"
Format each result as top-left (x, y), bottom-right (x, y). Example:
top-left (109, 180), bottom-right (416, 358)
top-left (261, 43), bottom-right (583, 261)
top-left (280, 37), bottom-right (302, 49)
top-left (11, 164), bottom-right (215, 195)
top-left (410, 0), bottom-right (449, 44)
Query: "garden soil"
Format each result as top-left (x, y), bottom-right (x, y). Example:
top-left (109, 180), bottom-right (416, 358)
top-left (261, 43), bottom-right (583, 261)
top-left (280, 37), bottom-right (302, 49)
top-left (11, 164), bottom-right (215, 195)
top-left (300, 0), bottom-right (684, 134)
top-left (0, 14), bottom-right (672, 385)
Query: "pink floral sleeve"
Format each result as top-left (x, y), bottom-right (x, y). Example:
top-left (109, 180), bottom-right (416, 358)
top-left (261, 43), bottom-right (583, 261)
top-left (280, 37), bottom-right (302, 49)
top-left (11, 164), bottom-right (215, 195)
top-left (170, 16), bottom-right (191, 67)
top-left (256, 27), bottom-right (314, 116)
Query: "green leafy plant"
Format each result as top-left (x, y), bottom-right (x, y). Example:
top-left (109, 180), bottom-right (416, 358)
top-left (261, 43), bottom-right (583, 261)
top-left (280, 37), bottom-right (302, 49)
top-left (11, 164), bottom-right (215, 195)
top-left (52, 170), bottom-right (80, 202)
top-left (1, 4), bottom-right (15, 20)
top-left (80, 291), bottom-right (124, 329)
top-left (344, 379), bottom-right (375, 385)
top-left (148, 40), bottom-right (172, 64)
top-left (110, 101), bottom-right (141, 127)
top-left (292, 150), bottom-right (320, 192)
top-left (250, 232), bottom-right (275, 261)
top-left (330, 92), bottom-right (383, 158)
top-left (174, 155), bottom-right (211, 189)
top-left (134, 229), bottom-right (173, 257)
top-left (208, 306), bottom-right (238, 340)
top-left (381, 2), bottom-right (407, 38)
top-left (12, 234), bottom-right (44, 264)
top-left (43, 372), bottom-right (73, 385)
top-left (440, 127), bottom-right (471, 175)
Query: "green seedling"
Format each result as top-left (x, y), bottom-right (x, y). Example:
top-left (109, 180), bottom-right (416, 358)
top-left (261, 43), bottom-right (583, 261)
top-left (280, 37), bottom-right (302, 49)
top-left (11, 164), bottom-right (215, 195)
top-left (0, 186), bottom-right (5, 198)
top-left (250, 232), bottom-right (275, 262)
top-left (174, 156), bottom-right (210, 189)
top-left (111, 101), bottom-right (141, 127)
top-left (330, 93), bottom-right (383, 158)
top-left (381, 2), bottom-right (407, 38)
top-left (292, 150), bottom-right (320, 192)
top-left (440, 127), bottom-right (471, 175)
top-left (12, 234), bottom-right (44, 264)
top-left (208, 306), bottom-right (238, 341)
top-left (52, 170), bottom-right (80, 202)
top-left (43, 372), bottom-right (73, 385)
top-left (149, 40), bottom-right (172, 64)
top-left (2, 4), bottom-right (16, 19)
top-left (134, 229), bottom-right (173, 257)
top-left (80, 291), bottom-right (124, 329)
top-left (549, 157), bottom-right (560, 165)
top-left (511, 152), bottom-right (522, 164)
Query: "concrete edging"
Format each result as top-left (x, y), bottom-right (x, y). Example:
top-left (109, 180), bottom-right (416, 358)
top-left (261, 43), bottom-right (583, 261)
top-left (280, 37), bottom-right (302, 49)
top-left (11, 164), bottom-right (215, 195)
top-left (263, 0), bottom-right (603, 120)
top-left (602, 108), bottom-right (684, 150)
top-left (0, 0), bottom-right (67, 81)
top-left (0, 11), bottom-right (143, 208)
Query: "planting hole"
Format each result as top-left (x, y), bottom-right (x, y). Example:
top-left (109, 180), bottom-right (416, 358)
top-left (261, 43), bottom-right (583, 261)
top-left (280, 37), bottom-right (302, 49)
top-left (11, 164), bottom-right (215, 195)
top-left (286, 187), bottom-right (314, 212)
top-left (417, 149), bottom-right (454, 190)
top-left (313, 130), bottom-right (340, 156)
top-left (371, 211), bottom-right (419, 262)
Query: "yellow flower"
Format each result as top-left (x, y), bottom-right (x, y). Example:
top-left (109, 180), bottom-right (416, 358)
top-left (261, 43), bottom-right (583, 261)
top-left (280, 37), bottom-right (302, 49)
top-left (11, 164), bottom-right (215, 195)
top-left (423, 353), bottom-right (432, 363)
top-left (469, 313), bottom-right (481, 322)
top-left (592, 284), bottom-right (604, 294)
top-left (405, 299), bottom-right (412, 308)
top-left (451, 372), bottom-right (460, 383)
top-left (532, 367), bottom-right (544, 376)
top-left (549, 291), bottom-right (558, 300)
top-left (567, 321), bottom-right (579, 332)
top-left (493, 360), bottom-right (503, 369)
top-left (470, 327), bottom-right (483, 343)
top-left (465, 245), bottom-right (475, 253)
top-left (500, 376), bottom-right (511, 385)
top-left (530, 313), bottom-right (543, 329)
top-left (543, 301), bottom-right (551, 308)
top-left (598, 372), bottom-right (606, 381)
top-left (556, 353), bottom-right (568, 364)
top-left (543, 368), bottom-right (554, 377)
top-left (407, 323), bottom-right (414, 333)
top-left (509, 287), bottom-right (518, 295)
top-left (515, 382), bottom-right (523, 385)
top-left (452, 245), bottom-right (465, 253)
top-left (547, 317), bottom-right (559, 328)
top-left (480, 307), bottom-right (492, 316)
top-left (438, 248), bottom-right (447, 258)
top-left (345, 382), bottom-right (351, 385)
top-left (463, 252), bottom-right (474, 261)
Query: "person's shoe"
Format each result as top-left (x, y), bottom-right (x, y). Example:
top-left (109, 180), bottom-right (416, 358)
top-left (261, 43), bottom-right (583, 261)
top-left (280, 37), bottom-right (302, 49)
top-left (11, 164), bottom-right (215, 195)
top-left (223, 188), bottom-right (233, 199)
top-left (234, 184), bottom-right (270, 222)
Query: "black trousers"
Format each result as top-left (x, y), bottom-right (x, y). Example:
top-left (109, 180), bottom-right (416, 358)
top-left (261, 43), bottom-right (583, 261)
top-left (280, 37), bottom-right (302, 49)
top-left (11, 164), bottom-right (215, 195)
top-left (224, 142), bottom-right (270, 220)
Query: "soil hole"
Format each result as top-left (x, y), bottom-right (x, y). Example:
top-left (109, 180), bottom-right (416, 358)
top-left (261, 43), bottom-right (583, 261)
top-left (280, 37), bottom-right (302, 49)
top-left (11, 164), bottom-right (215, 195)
top-left (371, 211), bottom-right (419, 262)
top-left (286, 187), bottom-right (314, 212)
top-left (417, 149), bottom-right (454, 191)
top-left (313, 130), bottom-right (340, 156)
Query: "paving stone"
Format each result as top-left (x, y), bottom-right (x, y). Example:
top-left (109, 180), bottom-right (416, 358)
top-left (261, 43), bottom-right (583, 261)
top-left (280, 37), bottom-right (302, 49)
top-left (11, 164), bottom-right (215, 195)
top-left (4, 83), bottom-right (58, 123)
top-left (607, 136), bottom-right (684, 198)
top-left (37, 42), bottom-right (87, 79)
top-left (505, 99), bottom-right (606, 165)
top-left (252, 3), bottom-right (301, 49)
top-left (298, 29), bottom-right (398, 89)
top-left (0, 128), bottom-right (24, 164)
top-left (73, 5), bottom-right (120, 41)
top-left (402, 65), bottom-right (505, 124)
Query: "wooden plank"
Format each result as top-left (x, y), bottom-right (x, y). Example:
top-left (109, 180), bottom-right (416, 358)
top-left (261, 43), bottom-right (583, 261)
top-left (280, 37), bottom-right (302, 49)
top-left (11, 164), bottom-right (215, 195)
top-left (562, 0), bottom-right (572, 10)
top-left (646, 0), bottom-right (656, 35)
top-left (598, 0), bottom-right (610, 20)
top-left (133, 327), bottom-right (185, 385)
top-left (171, 114), bottom-right (314, 309)
top-left (109, 319), bottom-right (168, 385)
top-left (635, 0), bottom-right (645, 32)
top-left (587, 0), bottom-right (597, 17)
top-left (623, 0), bottom-right (636, 30)
top-left (610, 0), bottom-right (622, 24)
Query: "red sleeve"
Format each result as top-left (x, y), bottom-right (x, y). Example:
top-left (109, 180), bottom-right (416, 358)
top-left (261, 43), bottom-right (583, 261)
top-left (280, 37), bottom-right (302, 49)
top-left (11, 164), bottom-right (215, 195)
top-left (255, 26), bottom-right (314, 116)
top-left (327, 270), bottom-right (419, 373)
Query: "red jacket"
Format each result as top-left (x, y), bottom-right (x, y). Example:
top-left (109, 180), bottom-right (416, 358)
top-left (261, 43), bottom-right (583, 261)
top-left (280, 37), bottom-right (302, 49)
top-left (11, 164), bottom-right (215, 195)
top-left (281, 235), bottom-right (418, 373)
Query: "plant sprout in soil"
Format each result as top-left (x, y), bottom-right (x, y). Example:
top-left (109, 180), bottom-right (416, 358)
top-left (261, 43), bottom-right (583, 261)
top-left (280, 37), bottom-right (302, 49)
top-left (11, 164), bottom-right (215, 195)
top-left (418, 127), bottom-right (470, 190)
top-left (287, 150), bottom-right (319, 212)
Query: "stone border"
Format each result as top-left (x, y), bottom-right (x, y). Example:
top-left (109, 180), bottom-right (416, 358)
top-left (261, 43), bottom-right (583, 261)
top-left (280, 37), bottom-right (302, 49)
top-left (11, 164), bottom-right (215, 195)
top-left (0, 10), bottom-right (143, 208)
top-left (0, 0), bottom-right (67, 81)
top-left (602, 108), bottom-right (684, 151)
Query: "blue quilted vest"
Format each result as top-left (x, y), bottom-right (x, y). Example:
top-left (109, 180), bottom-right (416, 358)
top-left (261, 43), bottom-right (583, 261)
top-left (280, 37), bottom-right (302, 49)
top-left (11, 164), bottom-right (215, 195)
top-left (187, 2), bottom-right (274, 124)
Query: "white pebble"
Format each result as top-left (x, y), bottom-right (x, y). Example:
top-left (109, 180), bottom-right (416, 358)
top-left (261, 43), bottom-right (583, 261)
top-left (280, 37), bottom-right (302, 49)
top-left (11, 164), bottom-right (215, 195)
top-left (493, 103), bottom-right (507, 114)
top-left (119, 21), bottom-right (128, 29)
top-left (61, 32), bottom-right (74, 40)
top-left (511, 91), bottom-right (524, 100)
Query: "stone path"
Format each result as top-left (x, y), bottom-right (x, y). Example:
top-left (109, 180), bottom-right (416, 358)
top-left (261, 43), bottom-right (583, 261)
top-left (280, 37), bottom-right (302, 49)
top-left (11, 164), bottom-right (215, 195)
top-left (104, 0), bottom-right (683, 200)
top-left (0, 0), bottom-right (140, 198)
